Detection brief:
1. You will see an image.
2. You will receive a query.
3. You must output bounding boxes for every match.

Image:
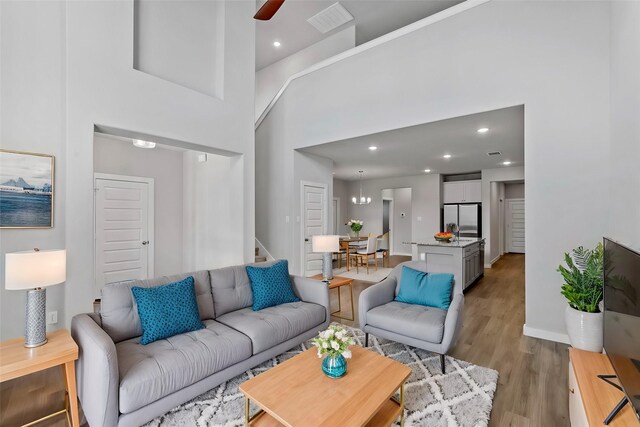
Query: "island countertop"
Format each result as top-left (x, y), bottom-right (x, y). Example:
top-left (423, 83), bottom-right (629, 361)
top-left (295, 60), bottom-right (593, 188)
top-left (405, 238), bottom-right (485, 248)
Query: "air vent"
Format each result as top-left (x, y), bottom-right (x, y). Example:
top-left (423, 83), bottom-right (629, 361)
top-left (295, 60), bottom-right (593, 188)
top-left (487, 151), bottom-right (502, 156)
top-left (307, 2), bottom-right (354, 34)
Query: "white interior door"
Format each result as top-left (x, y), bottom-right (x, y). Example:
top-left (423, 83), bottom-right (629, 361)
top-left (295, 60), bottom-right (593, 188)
top-left (506, 199), bottom-right (525, 253)
top-left (302, 182), bottom-right (327, 276)
top-left (94, 174), bottom-right (154, 297)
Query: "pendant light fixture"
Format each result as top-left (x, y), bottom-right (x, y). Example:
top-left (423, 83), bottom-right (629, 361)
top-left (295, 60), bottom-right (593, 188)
top-left (352, 171), bottom-right (372, 205)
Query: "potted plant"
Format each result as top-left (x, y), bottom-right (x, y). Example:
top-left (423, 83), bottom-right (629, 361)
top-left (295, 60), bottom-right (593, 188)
top-left (312, 325), bottom-right (355, 378)
top-left (346, 219), bottom-right (363, 238)
top-left (557, 242), bottom-right (604, 352)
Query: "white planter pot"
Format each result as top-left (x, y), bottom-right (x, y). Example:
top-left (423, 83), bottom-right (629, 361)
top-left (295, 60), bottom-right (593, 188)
top-left (565, 305), bottom-right (603, 352)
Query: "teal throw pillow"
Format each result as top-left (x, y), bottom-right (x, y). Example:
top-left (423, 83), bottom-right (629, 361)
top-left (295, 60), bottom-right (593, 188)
top-left (246, 260), bottom-right (300, 311)
top-left (132, 276), bottom-right (204, 345)
top-left (395, 266), bottom-right (454, 309)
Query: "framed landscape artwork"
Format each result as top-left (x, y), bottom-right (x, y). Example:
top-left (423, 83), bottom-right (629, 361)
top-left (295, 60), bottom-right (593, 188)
top-left (0, 149), bottom-right (54, 228)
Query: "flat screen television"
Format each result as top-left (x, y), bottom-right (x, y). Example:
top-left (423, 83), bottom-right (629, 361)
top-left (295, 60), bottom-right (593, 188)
top-left (603, 237), bottom-right (640, 422)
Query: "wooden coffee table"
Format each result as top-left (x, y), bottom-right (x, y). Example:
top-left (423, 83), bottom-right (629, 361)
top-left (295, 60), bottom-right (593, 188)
top-left (239, 346), bottom-right (411, 427)
top-left (311, 275), bottom-right (355, 321)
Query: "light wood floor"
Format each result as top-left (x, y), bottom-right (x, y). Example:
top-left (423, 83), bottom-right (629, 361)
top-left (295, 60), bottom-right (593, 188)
top-left (0, 254), bottom-right (569, 427)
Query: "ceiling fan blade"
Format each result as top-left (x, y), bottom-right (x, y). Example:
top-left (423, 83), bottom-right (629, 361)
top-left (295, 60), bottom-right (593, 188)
top-left (253, 0), bottom-right (285, 20)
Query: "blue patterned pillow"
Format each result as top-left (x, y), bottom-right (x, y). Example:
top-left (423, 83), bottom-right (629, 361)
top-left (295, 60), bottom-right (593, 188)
top-left (246, 260), bottom-right (300, 311)
top-left (131, 276), bottom-right (204, 345)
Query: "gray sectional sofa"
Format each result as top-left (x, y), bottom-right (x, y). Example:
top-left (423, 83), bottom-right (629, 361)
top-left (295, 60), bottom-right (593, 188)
top-left (71, 261), bottom-right (330, 427)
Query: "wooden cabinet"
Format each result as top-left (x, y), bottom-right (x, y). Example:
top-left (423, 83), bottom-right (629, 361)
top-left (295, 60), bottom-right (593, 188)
top-left (569, 348), bottom-right (639, 427)
top-left (443, 180), bottom-right (482, 204)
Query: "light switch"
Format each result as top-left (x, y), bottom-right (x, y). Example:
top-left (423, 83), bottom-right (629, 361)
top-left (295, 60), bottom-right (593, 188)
top-left (285, 216), bottom-right (290, 223)
top-left (417, 216), bottom-right (422, 221)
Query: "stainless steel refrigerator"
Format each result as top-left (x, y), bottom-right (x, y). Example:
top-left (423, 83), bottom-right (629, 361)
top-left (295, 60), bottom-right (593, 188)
top-left (443, 204), bottom-right (482, 238)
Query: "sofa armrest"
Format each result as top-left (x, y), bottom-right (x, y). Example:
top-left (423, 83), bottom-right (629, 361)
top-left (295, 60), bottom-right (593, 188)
top-left (440, 293), bottom-right (464, 354)
top-left (71, 313), bottom-right (119, 427)
top-left (358, 277), bottom-right (397, 328)
top-left (290, 275), bottom-right (330, 321)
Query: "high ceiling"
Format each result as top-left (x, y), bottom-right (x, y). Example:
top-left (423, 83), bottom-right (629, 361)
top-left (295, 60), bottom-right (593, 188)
top-left (255, 0), bottom-right (462, 70)
top-left (299, 105), bottom-right (525, 181)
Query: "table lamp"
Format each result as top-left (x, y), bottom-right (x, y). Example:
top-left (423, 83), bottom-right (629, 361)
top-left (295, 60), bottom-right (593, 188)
top-left (312, 235), bottom-right (339, 281)
top-left (5, 248), bottom-right (66, 347)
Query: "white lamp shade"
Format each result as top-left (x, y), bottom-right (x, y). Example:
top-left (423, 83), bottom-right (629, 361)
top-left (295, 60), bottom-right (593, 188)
top-left (5, 249), bottom-right (66, 290)
top-left (312, 235), bottom-right (339, 253)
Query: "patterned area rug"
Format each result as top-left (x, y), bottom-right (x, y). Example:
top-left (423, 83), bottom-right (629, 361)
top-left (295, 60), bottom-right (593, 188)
top-left (332, 266), bottom-right (393, 283)
top-left (145, 325), bottom-right (498, 427)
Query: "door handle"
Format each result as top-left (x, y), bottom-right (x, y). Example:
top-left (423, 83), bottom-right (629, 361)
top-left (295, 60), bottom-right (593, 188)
top-left (142, 241), bottom-right (149, 245)
top-left (304, 238), bottom-right (309, 242)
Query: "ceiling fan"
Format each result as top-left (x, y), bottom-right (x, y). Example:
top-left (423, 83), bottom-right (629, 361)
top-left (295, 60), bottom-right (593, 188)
top-left (254, 0), bottom-right (285, 20)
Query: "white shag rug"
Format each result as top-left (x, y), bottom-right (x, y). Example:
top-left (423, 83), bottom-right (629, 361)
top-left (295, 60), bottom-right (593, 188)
top-left (332, 266), bottom-right (393, 282)
top-left (144, 325), bottom-right (498, 427)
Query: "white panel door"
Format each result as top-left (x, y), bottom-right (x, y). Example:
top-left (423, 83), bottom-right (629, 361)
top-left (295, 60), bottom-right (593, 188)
top-left (95, 176), bottom-right (154, 296)
top-left (506, 199), bottom-right (525, 253)
top-left (302, 183), bottom-right (327, 276)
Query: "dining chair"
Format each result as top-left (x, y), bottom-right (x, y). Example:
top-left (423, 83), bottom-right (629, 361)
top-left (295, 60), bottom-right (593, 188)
top-left (376, 232), bottom-right (390, 267)
top-left (334, 240), bottom-right (348, 269)
top-left (348, 235), bottom-right (378, 274)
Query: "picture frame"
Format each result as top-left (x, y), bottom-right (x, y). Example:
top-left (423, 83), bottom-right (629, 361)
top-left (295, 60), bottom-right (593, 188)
top-left (0, 149), bottom-right (55, 228)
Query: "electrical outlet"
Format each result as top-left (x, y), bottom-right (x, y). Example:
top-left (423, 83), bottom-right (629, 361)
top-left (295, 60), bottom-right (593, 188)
top-left (46, 311), bottom-right (58, 325)
top-left (420, 253), bottom-right (426, 261)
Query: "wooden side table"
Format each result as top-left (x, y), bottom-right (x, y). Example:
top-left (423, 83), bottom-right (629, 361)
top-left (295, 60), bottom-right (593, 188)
top-left (311, 275), bottom-right (355, 321)
top-left (0, 329), bottom-right (80, 427)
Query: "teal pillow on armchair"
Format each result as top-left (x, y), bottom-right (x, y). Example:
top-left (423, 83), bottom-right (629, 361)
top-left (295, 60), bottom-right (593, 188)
top-left (246, 260), bottom-right (300, 311)
top-left (131, 276), bottom-right (204, 345)
top-left (395, 266), bottom-right (454, 309)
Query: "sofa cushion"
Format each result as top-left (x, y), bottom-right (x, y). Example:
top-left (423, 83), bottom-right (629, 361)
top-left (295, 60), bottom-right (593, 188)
top-left (116, 319), bottom-right (252, 414)
top-left (395, 266), bottom-right (454, 310)
top-left (132, 277), bottom-right (204, 345)
top-left (101, 270), bottom-right (213, 343)
top-left (366, 301), bottom-right (447, 344)
top-left (216, 302), bottom-right (325, 354)
top-left (246, 260), bottom-right (300, 311)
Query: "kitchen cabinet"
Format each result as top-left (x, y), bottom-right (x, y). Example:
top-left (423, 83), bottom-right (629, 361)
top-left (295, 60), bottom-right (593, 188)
top-left (443, 180), bottom-right (482, 203)
top-left (409, 238), bottom-right (485, 293)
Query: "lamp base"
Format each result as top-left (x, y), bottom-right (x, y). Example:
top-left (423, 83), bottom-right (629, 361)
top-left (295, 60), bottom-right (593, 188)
top-left (25, 288), bottom-right (47, 348)
top-left (322, 252), bottom-right (334, 281)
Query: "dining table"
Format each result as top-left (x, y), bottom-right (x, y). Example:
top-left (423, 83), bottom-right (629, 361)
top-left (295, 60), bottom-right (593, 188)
top-left (339, 236), bottom-right (367, 271)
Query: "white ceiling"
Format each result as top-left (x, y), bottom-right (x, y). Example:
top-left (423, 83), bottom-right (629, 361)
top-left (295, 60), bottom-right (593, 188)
top-left (299, 105), bottom-right (525, 181)
top-left (255, 0), bottom-right (462, 70)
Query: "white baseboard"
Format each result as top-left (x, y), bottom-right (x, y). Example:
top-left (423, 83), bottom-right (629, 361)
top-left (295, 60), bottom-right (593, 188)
top-left (393, 252), bottom-right (412, 257)
top-left (523, 324), bottom-right (571, 345)
top-left (484, 254), bottom-right (501, 269)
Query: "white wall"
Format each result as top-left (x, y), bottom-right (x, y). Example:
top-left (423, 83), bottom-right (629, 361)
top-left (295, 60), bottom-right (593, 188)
top-left (489, 181), bottom-right (500, 263)
top-left (182, 152), bottom-right (244, 272)
top-left (481, 166), bottom-right (525, 265)
top-left (608, 1), bottom-right (640, 250)
top-left (255, 26), bottom-right (355, 119)
top-left (0, 0), bottom-right (67, 340)
top-left (256, 1), bottom-right (611, 342)
top-left (332, 178), bottom-right (350, 235)
top-left (0, 0), bottom-right (255, 339)
top-left (346, 175), bottom-right (440, 251)
top-left (93, 135), bottom-right (184, 278)
top-left (505, 183), bottom-right (525, 199)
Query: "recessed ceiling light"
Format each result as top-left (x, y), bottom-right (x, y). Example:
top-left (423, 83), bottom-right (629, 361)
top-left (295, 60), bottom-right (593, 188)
top-left (369, 146), bottom-right (377, 151)
top-left (424, 169), bottom-right (431, 173)
top-left (443, 154), bottom-right (452, 159)
top-left (502, 161), bottom-right (512, 165)
top-left (477, 127), bottom-right (489, 133)
top-left (132, 139), bottom-right (156, 149)
top-left (273, 41), bottom-right (281, 47)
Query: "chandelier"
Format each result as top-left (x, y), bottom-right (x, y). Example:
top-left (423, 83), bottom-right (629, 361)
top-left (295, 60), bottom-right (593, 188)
top-left (352, 171), bottom-right (371, 205)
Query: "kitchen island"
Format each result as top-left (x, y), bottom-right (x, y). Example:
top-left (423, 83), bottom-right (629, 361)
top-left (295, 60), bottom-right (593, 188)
top-left (407, 238), bottom-right (485, 293)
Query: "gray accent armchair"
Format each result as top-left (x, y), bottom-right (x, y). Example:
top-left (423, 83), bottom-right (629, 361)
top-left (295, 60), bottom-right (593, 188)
top-left (358, 260), bottom-right (464, 374)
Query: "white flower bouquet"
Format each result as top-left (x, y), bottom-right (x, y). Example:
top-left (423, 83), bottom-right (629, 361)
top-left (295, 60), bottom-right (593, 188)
top-left (312, 325), bottom-right (355, 359)
top-left (346, 219), bottom-right (363, 233)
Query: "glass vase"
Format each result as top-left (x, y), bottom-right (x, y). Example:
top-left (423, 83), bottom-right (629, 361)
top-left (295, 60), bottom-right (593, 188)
top-left (322, 354), bottom-right (347, 378)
